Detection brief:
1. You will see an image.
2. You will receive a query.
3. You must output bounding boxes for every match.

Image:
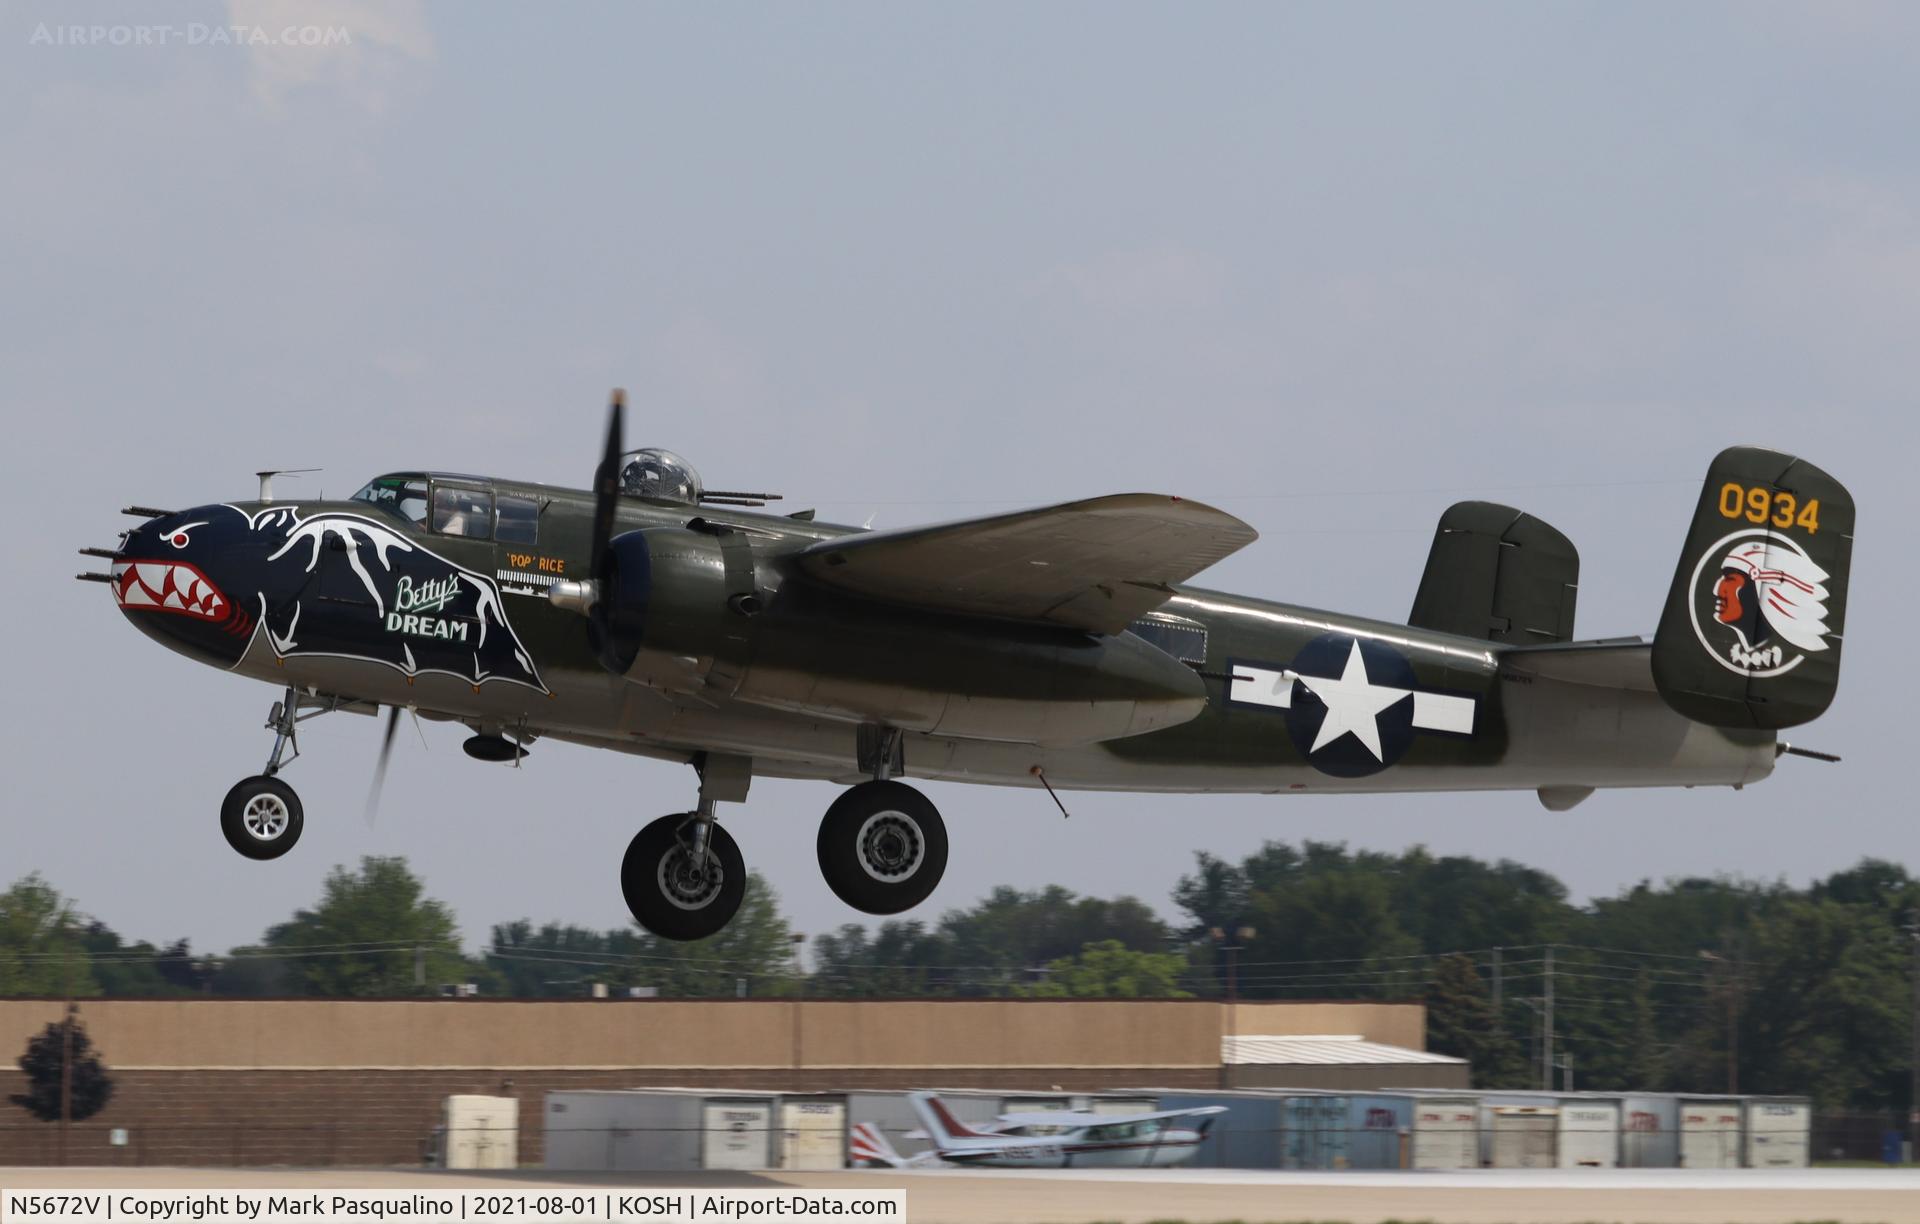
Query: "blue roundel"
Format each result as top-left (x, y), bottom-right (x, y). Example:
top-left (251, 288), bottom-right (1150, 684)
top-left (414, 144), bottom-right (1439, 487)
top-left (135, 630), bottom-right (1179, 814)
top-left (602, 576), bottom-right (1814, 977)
top-left (1283, 633), bottom-right (1418, 777)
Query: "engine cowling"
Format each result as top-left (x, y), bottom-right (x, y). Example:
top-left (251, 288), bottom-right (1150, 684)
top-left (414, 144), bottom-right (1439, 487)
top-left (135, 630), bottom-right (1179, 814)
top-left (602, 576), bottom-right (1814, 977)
top-left (563, 527), bottom-right (1206, 746)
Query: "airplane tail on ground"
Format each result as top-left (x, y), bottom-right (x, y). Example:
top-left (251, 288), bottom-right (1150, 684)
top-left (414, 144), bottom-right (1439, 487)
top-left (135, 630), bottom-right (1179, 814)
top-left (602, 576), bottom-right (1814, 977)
top-left (907, 1091), bottom-right (987, 1148)
top-left (1651, 446), bottom-right (1854, 730)
top-left (848, 1122), bottom-right (909, 1169)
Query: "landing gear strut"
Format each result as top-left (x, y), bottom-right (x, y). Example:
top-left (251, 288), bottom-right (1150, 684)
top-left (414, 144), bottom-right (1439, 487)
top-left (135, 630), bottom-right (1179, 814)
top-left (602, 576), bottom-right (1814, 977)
top-left (221, 686), bottom-right (309, 860)
top-left (621, 753), bottom-right (751, 942)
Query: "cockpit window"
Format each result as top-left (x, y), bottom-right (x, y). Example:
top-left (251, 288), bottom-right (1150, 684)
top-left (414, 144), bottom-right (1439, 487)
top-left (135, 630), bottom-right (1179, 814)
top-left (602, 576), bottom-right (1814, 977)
top-left (351, 477), bottom-right (428, 525)
top-left (496, 493), bottom-right (539, 545)
top-left (619, 448), bottom-right (704, 506)
top-left (431, 484), bottom-right (494, 539)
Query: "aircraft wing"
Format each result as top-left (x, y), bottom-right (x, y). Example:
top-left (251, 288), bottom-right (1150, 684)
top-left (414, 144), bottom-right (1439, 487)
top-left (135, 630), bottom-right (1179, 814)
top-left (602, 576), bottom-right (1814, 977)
top-left (1499, 637), bottom-right (1655, 692)
top-left (793, 495), bottom-right (1258, 635)
top-left (995, 1106), bottom-right (1228, 1128)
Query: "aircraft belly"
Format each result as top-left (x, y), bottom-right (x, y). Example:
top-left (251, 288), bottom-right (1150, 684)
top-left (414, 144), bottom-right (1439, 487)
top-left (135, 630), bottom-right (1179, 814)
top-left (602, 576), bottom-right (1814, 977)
top-left (1496, 673), bottom-right (1775, 789)
top-left (234, 602), bottom-right (1772, 797)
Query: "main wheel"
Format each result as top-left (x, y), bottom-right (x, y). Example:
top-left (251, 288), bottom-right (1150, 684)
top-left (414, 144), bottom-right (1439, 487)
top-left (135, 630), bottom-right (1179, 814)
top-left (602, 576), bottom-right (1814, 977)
top-left (621, 814), bottom-right (747, 941)
top-left (817, 780), bottom-right (948, 915)
top-left (220, 776), bottom-right (304, 860)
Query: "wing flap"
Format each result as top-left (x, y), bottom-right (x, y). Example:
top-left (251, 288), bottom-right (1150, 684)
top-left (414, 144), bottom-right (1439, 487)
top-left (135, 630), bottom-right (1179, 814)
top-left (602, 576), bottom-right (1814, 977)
top-left (795, 494), bottom-right (1257, 634)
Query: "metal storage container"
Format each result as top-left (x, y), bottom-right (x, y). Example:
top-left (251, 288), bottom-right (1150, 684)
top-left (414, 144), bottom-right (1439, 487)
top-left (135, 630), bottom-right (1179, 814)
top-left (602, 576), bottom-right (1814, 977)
top-left (1744, 1098), bottom-right (1811, 1168)
top-left (1556, 1101), bottom-right (1619, 1168)
top-left (1282, 1095), bottom-right (1350, 1169)
top-left (1618, 1094), bottom-right (1680, 1168)
top-left (442, 1094), bottom-right (519, 1170)
top-left (777, 1095), bottom-right (848, 1170)
top-left (1344, 1093), bottom-right (1413, 1170)
top-left (543, 1089), bottom-right (778, 1171)
top-left (1406, 1093), bottom-right (1482, 1169)
top-left (1678, 1096), bottom-right (1744, 1169)
top-left (1490, 1106), bottom-right (1557, 1168)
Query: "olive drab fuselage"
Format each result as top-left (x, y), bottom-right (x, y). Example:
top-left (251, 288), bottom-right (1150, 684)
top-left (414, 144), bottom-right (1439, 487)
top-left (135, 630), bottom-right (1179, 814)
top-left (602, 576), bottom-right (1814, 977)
top-left (109, 475), bottom-right (1777, 801)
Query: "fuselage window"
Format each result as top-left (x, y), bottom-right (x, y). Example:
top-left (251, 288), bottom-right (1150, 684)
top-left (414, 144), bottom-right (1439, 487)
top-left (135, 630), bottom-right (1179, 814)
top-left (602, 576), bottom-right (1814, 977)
top-left (351, 478), bottom-right (429, 525)
top-left (1129, 615), bottom-right (1208, 665)
top-left (495, 493), bottom-right (539, 545)
top-left (432, 485), bottom-right (494, 539)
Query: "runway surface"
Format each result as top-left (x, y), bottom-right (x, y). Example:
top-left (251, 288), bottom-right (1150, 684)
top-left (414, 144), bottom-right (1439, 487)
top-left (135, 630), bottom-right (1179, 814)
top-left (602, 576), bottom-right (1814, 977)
top-left (6, 1165), bottom-right (1920, 1223)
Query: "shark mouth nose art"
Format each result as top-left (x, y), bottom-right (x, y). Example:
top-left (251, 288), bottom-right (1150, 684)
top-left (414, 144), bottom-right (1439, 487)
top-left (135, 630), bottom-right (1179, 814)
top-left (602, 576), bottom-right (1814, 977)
top-left (112, 559), bottom-right (229, 621)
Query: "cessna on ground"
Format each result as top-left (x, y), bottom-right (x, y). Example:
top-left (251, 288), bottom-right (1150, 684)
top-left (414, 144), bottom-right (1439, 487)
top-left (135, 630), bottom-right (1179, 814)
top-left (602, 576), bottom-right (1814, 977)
top-left (848, 1093), bottom-right (1226, 1169)
top-left (85, 390), bottom-right (1855, 939)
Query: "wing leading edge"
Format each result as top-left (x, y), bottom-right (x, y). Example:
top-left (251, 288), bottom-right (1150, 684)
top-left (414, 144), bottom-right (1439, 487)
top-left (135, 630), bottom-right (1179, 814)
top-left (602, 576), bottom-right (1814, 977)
top-left (793, 494), bottom-right (1257, 635)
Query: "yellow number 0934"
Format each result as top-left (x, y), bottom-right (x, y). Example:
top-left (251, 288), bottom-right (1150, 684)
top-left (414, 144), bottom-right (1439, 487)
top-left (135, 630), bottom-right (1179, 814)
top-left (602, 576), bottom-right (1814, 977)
top-left (1718, 482), bottom-right (1819, 535)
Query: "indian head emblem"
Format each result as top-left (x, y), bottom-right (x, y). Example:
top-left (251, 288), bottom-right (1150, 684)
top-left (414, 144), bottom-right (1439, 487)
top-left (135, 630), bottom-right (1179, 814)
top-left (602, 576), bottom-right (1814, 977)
top-left (1688, 529), bottom-right (1832, 677)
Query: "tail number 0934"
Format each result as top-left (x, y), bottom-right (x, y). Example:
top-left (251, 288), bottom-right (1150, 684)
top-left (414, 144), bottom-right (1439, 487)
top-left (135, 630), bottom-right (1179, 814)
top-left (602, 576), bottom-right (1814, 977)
top-left (1718, 482), bottom-right (1820, 535)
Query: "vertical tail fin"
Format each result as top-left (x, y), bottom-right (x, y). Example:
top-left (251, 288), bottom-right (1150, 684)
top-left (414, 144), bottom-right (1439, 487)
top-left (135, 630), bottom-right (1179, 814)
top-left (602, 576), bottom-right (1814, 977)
top-left (907, 1091), bottom-right (986, 1147)
top-left (848, 1122), bottom-right (909, 1169)
top-left (1652, 446), bottom-right (1854, 729)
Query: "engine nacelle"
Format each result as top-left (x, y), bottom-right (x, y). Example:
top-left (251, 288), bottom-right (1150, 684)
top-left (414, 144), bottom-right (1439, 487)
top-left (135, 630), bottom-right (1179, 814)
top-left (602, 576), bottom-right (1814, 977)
top-left (574, 527), bottom-right (1207, 746)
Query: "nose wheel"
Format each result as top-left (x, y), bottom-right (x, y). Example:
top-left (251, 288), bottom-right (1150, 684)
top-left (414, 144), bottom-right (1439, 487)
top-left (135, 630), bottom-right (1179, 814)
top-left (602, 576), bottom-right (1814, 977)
top-left (817, 780), bottom-right (948, 915)
top-left (621, 814), bottom-right (747, 941)
top-left (221, 776), bottom-right (304, 860)
top-left (220, 687), bottom-right (314, 860)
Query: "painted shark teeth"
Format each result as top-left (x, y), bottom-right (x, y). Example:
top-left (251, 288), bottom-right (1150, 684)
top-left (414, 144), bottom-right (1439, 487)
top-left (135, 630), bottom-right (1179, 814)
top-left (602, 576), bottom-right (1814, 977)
top-left (111, 559), bottom-right (229, 622)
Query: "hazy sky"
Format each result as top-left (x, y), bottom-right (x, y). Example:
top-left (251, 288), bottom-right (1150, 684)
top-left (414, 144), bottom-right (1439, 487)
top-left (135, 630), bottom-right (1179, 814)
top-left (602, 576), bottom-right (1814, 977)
top-left (3, 1), bottom-right (1915, 958)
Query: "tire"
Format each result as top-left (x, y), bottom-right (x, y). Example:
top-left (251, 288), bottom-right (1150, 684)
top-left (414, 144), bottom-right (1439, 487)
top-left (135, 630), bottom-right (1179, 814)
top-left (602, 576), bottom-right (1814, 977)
top-left (817, 780), bottom-right (948, 915)
top-left (621, 814), bottom-right (747, 941)
top-left (220, 776), bottom-right (304, 860)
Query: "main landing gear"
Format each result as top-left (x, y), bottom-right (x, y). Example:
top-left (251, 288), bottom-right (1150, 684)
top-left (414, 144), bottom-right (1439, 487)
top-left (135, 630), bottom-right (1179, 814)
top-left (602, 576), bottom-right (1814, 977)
top-left (220, 686), bottom-right (311, 860)
top-left (619, 733), bottom-right (950, 941)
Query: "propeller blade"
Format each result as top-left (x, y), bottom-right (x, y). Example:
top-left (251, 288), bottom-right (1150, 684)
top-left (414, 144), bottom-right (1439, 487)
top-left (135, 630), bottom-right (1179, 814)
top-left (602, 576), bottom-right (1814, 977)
top-left (363, 705), bottom-right (402, 826)
top-left (589, 388), bottom-right (625, 590)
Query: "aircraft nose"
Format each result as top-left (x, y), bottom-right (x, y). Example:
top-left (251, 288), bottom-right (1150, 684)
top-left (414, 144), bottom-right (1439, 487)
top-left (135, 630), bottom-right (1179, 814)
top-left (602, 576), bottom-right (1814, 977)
top-left (110, 509), bottom-right (253, 665)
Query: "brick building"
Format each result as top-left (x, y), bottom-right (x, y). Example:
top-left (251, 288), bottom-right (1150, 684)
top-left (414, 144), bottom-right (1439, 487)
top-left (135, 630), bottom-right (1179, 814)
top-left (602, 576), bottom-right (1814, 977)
top-left (0, 997), bottom-right (1436, 1166)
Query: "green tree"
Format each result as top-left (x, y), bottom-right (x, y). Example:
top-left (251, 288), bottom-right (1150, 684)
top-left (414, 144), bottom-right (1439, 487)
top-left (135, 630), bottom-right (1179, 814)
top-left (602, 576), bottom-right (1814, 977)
top-left (810, 920), bottom-right (949, 998)
top-left (0, 875), bottom-right (97, 998)
top-left (1424, 952), bottom-right (1524, 1086)
top-left (10, 1013), bottom-right (114, 1122)
top-left (1246, 871), bottom-right (1422, 998)
top-left (626, 874), bottom-right (796, 997)
top-left (486, 873), bottom-right (797, 999)
top-left (1023, 939), bottom-right (1190, 998)
top-left (249, 857), bottom-right (465, 997)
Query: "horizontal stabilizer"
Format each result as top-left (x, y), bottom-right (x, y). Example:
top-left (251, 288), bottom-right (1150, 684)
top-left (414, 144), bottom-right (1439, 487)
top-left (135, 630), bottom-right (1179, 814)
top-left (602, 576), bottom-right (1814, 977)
top-left (1500, 637), bottom-right (1653, 692)
top-left (1409, 501), bottom-right (1579, 644)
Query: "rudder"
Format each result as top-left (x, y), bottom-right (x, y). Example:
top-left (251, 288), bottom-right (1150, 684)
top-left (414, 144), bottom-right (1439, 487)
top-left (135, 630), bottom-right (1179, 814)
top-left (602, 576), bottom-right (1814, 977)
top-left (1652, 446), bottom-right (1854, 729)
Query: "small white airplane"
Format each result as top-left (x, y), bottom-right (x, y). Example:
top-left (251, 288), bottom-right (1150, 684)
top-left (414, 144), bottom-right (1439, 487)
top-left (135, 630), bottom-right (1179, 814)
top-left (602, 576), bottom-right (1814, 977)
top-left (849, 1091), bottom-right (1226, 1170)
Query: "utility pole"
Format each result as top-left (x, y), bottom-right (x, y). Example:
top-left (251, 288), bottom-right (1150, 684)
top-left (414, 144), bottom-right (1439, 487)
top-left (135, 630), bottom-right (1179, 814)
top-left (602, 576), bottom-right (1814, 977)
top-left (1728, 964), bottom-right (1740, 1095)
top-left (1542, 946), bottom-right (1555, 1092)
top-left (1210, 926), bottom-right (1255, 1003)
top-left (1906, 911), bottom-right (1919, 1163)
top-left (60, 940), bottom-right (77, 1168)
top-left (1491, 947), bottom-right (1503, 1011)
top-left (59, 1003), bottom-right (75, 1167)
top-left (414, 944), bottom-right (426, 991)
top-left (1700, 949), bottom-right (1739, 1094)
top-left (790, 933), bottom-right (807, 1088)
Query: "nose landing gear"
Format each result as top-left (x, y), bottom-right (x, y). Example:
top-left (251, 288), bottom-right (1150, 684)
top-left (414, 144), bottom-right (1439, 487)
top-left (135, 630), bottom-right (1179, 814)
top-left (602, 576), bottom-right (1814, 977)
top-left (220, 686), bottom-right (312, 860)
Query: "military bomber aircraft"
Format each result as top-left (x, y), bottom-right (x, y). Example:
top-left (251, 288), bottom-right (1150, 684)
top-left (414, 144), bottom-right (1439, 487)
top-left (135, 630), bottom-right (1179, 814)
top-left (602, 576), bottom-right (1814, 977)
top-left (84, 392), bottom-right (1855, 939)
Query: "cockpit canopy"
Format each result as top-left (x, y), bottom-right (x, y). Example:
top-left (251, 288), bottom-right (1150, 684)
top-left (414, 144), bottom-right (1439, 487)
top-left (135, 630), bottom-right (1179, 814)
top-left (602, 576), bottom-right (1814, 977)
top-left (618, 448), bottom-right (704, 506)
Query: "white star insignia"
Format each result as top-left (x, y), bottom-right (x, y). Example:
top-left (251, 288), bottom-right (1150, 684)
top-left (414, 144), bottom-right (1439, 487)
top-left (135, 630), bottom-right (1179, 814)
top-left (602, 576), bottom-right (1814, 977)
top-left (1294, 640), bottom-right (1411, 762)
